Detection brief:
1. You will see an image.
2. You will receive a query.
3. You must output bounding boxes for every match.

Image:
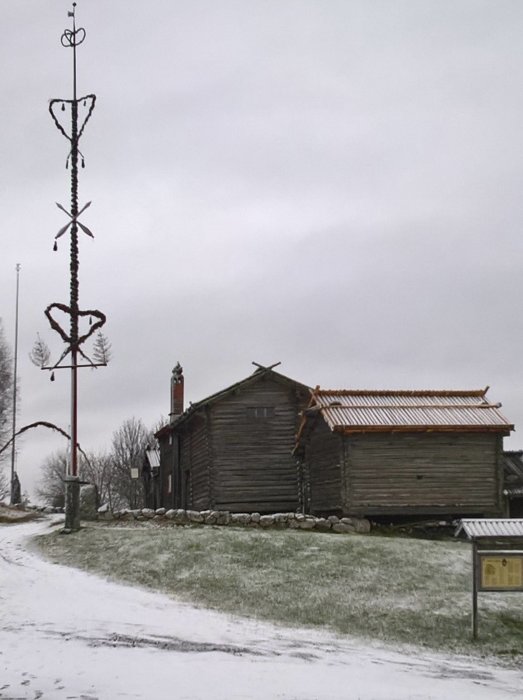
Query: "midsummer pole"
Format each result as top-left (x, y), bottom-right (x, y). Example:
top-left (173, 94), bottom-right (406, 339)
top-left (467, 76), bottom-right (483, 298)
top-left (43, 3), bottom-right (108, 531)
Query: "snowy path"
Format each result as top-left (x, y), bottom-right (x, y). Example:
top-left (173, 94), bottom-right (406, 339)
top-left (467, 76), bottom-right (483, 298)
top-left (0, 519), bottom-right (521, 700)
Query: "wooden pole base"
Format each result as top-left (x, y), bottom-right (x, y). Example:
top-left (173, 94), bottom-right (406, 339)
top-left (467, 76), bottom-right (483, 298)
top-left (63, 476), bottom-right (81, 533)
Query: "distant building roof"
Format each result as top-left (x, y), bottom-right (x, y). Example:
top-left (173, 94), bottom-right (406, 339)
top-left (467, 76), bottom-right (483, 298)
top-left (502, 451), bottom-right (523, 498)
top-left (302, 388), bottom-right (513, 434)
top-left (503, 450), bottom-right (523, 479)
top-left (144, 448), bottom-right (160, 469)
top-left (456, 518), bottom-right (523, 539)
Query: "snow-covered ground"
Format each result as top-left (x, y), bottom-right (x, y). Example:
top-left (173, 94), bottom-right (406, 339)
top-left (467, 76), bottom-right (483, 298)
top-left (0, 518), bottom-right (521, 700)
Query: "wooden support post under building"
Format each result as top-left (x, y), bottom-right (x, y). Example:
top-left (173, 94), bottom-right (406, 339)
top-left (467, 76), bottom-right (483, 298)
top-left (471, 541), bottom-right (478, 640)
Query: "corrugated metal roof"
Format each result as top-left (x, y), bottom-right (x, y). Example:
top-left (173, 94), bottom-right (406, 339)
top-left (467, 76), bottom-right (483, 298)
top-left (456, 518), bottom-right (523, 539)
top-left (310, 389), bottom-right (513, 433)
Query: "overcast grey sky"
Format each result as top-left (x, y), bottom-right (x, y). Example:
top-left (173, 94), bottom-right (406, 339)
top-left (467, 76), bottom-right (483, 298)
top-left (2, 1), bottom-right (523, 497)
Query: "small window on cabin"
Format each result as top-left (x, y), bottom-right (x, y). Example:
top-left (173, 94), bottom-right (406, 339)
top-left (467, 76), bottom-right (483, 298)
top-left (168, 474), bottom-right (172, 494)
top-left (246, 406), bottom-right (275, 419)
top-left (168, 434), bottom-right (173, 446)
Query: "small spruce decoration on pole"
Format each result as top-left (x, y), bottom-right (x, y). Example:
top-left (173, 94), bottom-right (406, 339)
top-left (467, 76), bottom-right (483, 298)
top-left (29, 333), bottom-right (51, 369)
top-left (31, 3), bottom-right (110, 532)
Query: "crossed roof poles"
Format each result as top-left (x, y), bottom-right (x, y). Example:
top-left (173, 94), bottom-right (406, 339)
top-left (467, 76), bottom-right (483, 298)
top-left (43, 3), bottom-right (107, 531)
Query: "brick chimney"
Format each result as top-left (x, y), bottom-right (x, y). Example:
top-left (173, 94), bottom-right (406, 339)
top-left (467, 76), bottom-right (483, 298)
top-left (170, 362), bottom-right (184, 421)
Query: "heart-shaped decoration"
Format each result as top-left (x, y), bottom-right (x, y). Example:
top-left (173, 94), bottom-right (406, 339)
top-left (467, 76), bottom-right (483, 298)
top-left (61, 27), bottom-right (86, 48)
top-left (45, 303), bottom-right (106, 347)
top-left (49, 94), bottom-right (97, 143)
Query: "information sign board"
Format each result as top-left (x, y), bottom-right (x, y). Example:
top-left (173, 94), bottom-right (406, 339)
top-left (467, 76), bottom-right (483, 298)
top-left (478, 552), bottom-right (523, 592)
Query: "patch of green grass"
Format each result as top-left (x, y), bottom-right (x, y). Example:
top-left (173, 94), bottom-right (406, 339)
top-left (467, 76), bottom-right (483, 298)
top-left (35, 523), bottom-right (523, 665)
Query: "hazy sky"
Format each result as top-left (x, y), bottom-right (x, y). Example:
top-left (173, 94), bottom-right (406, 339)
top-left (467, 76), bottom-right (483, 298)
top-left (2, 1), bottom-right (523, 497)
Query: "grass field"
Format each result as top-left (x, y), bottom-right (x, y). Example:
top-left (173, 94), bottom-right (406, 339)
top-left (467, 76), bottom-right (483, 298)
top-left (35, 522), bottom-right (523, 664)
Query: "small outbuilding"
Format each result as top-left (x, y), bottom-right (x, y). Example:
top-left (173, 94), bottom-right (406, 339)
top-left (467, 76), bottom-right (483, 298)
top-left (155, 363), bottom-right (310, 513)
top-left (502, 451), bottom-right (523, 517)
top-left (295, 387), bottom-right (514, 519)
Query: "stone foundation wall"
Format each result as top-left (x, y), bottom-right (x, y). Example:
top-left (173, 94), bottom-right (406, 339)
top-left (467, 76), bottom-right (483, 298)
top-left (97, 506), bottom-right (371, 534)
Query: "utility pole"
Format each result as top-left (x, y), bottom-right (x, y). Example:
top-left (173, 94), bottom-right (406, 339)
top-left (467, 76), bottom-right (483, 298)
top-left (10, 263), bottom-right (21, 505)
top-left (42, 3), bottom-right (108, 532)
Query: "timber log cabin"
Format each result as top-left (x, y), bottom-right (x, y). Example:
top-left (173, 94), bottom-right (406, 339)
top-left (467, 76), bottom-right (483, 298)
top-left (155, 363), bottom-right (310, 512)
top-left (295, 388), bottom-right (514, 519)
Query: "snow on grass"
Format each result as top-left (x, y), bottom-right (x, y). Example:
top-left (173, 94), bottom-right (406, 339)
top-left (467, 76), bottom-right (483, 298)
top-left (35, 522), bottom-right (523, 665)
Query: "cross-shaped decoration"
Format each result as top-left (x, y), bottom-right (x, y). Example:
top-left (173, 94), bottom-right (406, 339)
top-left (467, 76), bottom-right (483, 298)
top-left (55, 201), bottom-right (94, 241)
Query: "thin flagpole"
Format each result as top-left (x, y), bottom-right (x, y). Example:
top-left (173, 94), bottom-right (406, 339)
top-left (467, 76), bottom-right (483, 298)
top-left (10, 263), bottom-right (21, 504)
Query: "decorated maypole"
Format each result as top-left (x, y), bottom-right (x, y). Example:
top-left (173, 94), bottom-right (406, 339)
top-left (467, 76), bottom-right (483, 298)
top-left (36, 3), bottom-right (109, 531)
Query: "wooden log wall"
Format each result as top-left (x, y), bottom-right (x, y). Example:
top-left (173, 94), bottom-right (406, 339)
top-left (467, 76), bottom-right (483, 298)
top-left (183, 414), bottom-right (210, 511)
top-left (209, 378), bottom-right (307, 513)
top-left (343, 432), bottom-right (503, 517)
top-left (305, 418), bottom-right (343, 515)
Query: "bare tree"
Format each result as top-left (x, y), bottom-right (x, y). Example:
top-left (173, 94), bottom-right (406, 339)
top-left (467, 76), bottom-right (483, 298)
top-left (37, 449), bottom-right (113, 508)
top-left (0, 320), bottom-right (13, 465)
top-left (0, 467), bottom-right (9, 501)
top-left (0, 321), bottom-right (16, 503)
top-left (36, 417), bottom-right (162, 510)
top-left (110, 417), bottom-right (152, 509)
top-left (81, 450), bottom-right (121, 511)
top-left (37, 451), bottom-right (67, 507)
